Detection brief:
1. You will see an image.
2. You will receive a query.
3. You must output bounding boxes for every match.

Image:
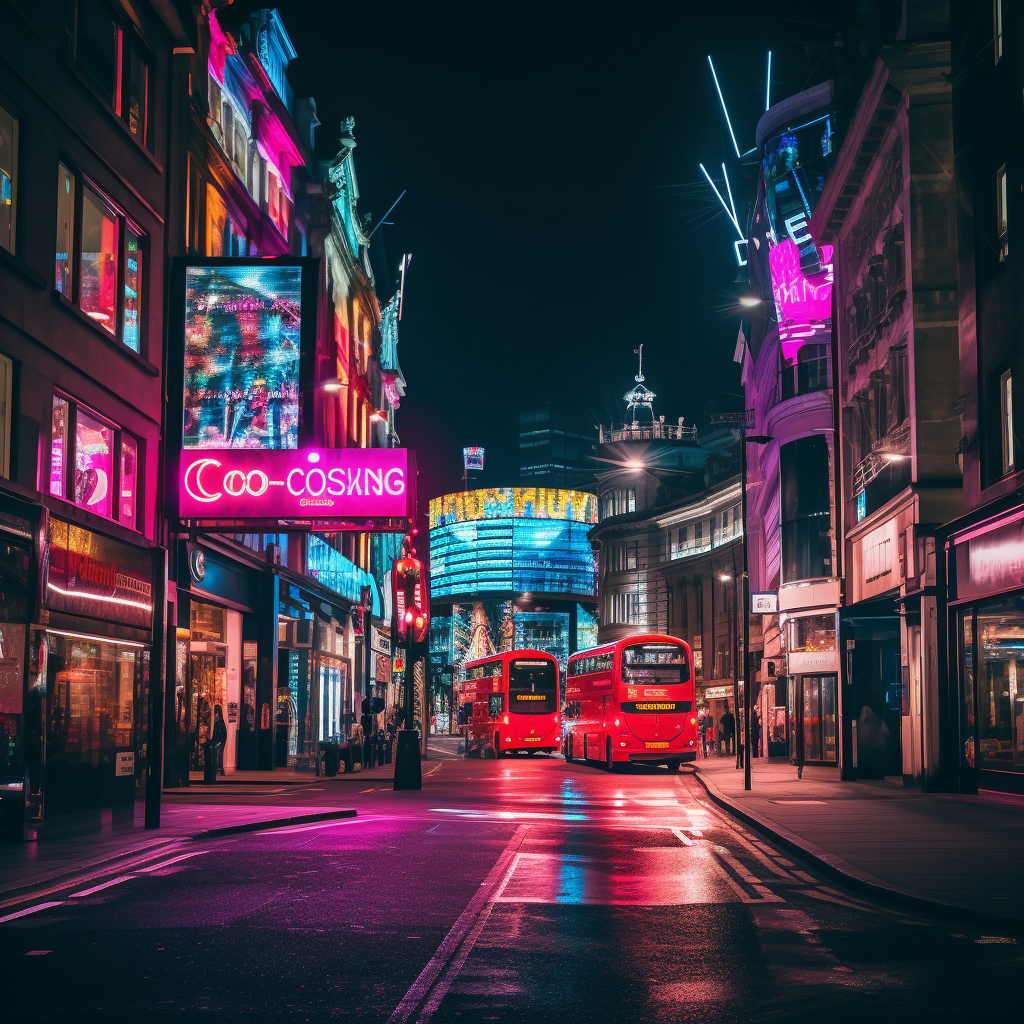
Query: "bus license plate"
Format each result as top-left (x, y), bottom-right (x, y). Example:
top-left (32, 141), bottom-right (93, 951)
top-left (645, 742), bottom-right (669, 749)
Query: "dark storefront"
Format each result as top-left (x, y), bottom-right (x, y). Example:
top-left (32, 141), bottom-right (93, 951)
top-left (949, 511), bottom-right (1024, 794)
top-left (0, 496), bottom-right (162, 840)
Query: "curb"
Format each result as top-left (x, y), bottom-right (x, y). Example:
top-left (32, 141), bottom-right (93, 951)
top-left (688, 766), bottom-right (1024, 930)
top-left (191, 808), bottom-right (358, 839)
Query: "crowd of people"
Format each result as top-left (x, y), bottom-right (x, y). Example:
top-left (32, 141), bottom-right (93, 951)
top-left (697, 707), bottom-right (763, 760)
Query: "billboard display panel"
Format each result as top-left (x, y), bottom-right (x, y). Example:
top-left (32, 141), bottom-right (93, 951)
top-left (463, 447), bottom-right (485, 472)
top-left (183, 263), bottom-right (302, 450)
top-left (429, 488), bottom-right (597, 529)
top-left (430, 517), bottom-right (597, 599)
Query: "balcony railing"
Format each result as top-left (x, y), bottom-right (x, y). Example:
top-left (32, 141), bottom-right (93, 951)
top-left (600, 422), bottom-right (698, 443)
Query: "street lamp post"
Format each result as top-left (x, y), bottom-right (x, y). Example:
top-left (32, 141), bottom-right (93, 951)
top-left (740, 429), bottom-right (771, 792)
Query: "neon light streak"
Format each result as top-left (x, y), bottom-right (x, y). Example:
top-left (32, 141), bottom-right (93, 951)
top-left (707, 56), bottom-right (741, 158)
top-left (766, 51), bottom-right (772, 111)
top-left (699, 164), bottom-right (743, 239)
top-left (722, 163), bottom-right (739, 229)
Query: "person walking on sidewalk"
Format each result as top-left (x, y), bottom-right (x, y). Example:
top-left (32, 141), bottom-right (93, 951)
top-left (212, 705), bottom-right (228, 776)
top-left (751, 710), bottom-right (762, 759)
top-left (721, 708), bottom-right (735, 756)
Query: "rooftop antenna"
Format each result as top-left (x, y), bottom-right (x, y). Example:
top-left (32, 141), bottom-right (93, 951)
top-left (634, 344), bottom-right (645, 382)
top-left (707, 55), bottom-right (741, 159)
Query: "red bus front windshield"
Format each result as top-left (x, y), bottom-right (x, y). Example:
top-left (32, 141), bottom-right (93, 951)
top-left (621, 643), bottom-right (690, 688)
top-left (509, 658), bottom-right (558, 714)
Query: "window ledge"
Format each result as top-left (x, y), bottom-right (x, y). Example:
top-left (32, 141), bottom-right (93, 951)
top-left (0, 246), bottom-right (48, 289)
top-left (51, 292), bottom-right (160, 377)
top-left (63, 61), bottom-right (163, 175)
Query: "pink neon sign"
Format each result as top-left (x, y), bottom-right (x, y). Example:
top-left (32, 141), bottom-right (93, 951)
top-left (770, 239), bottom-right (833, 323)
top-left (180, 448), bottom-right (411, 520)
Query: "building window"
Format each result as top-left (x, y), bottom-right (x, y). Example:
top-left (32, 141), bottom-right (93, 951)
top-left (48, 392), bottom-right (139, 527)
top-left (75, 2), bottom-right (150, 148)
top-left (1001, 368), bottom-right (1015, 475)
top-left (780, 435), bottom-right (832, 582)
top-left (995, 0), bottom-right (1004, 63)
top-left (55, 171), bottom-right (145, 353)
top-left (0, 102), bottom-right (18, 254)
top-left (998, 164), bottom-right (1008, 261)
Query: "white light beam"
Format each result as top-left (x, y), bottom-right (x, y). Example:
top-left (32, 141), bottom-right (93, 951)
top-left (707, 55), bottom-right (741, 159)
top-left (699, 163), bottom-right (743, 239)
top-left (766, 51), bottom-right (772, 111)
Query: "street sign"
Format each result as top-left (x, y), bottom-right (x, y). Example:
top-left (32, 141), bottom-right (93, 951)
top-left (751, 591), bottom-right (778, 614)
top-left (712, 410), bottom-right (755, 428)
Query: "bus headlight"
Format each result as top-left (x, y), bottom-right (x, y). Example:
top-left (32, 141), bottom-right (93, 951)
top-left (688, 740), bottom-right (695, 746)
top-left (503, 715), bottom-right (509, 724)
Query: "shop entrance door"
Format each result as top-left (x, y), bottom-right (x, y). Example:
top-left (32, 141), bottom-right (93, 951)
top-left (790, 674), bottom-right (838, 765)
top-left (189, 652), bottom-right (223, 773)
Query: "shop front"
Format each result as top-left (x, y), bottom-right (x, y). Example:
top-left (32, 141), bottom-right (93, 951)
top-left (949, 511), bottom-right (1024, 794)
top-left (168, 541), bottom-right (262, 784)
top-left (782, 610), bottom-right (839, 768)
top-left (33, 514), bottom-right (158, 838)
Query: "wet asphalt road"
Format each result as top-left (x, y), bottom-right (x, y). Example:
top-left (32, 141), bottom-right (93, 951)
top-left (2, 756), bottom-right (1022, 1022)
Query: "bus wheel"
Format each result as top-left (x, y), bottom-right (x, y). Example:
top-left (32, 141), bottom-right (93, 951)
top-left (606, 738), bottom-right (616, 773)
top-left (669, 761), bottom-right (682, 772)
top-left (483, 745), bottom-right (495, 759)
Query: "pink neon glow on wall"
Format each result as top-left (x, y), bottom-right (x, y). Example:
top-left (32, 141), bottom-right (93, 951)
top-left (769, 239), bottom-right (833, 361)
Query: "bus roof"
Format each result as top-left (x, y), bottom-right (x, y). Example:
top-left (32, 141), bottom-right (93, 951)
top-left (567, 633), bottom-right (691, 662)
top-left (463, 648), bottom-right (559, 670)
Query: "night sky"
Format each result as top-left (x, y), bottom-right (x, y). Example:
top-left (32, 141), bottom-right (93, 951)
top-left (269, 1), bottom-right (845, 503)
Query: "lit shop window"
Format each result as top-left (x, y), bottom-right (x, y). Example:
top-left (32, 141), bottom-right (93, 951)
top-left (1001, 368), bottom-right (1015, 475)
top-left (48, 393), bottom-right (138, 528)
top-left (266, 164), bottom-right (290, 238)
top-left (0, 102), bottom-right (18, 254)
top-left (55, 171), bottom-right (145, 353)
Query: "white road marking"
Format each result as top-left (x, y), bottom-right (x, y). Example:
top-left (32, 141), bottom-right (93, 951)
top-left (387, 824), bottom-right (528, 1024)
top-left (671, 828), bottom-right (693, 846)
top-left (0, 902), bottom-right (65, 924)
top-left (138, 852), bottom-right (207, 872)
top-left (69, 875), bottom-right (135, 898)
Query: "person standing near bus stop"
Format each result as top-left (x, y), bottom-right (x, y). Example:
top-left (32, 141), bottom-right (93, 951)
top-left (721, 707), bottom-right (735, 756)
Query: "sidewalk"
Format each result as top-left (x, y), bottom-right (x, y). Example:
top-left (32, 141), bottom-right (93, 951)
top-left (694, 756), bottom-right (1024, 924)
top-left (0, 800), bottom-right (355, 900)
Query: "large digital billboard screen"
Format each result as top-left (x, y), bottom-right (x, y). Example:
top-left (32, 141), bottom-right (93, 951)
top-left (429, 488), bottom-right (597, 529)
top-left (183, 264), bottom-right (302, 450)
top-left (430, 517), bottom-right (597, 599)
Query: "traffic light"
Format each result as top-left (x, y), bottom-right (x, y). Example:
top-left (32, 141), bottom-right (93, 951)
top-left (394, 545), bottom-right (429, 645)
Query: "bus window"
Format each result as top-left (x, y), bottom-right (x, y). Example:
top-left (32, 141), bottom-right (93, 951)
top-left (509, 658), bottom-right (557, 713)
top-left (622, 643), bottom-right (691, 686)
top-left (489, 693), bottom-right (504, 718)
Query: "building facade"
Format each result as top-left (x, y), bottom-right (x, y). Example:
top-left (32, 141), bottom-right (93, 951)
top-left (945, 0), bottom-right (1024, 795)
top-left (429, 487), bottom-right (598, 731)
top-left (812, 37), bottom-right (961, 788)
top-left (740, 81), bottom-right (842, 771)
top-left (0, 0), bottom-right (190, 837)
top-left (518, 404), bottom-right (598, 489)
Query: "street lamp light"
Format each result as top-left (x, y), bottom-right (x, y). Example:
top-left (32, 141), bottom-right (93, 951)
top-left (738, 295), bottom-right (763, 307)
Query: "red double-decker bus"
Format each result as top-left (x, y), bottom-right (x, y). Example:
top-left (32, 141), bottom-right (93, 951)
top-left (563, 634), bottom-right (697, 771)
top-left (461, 649), bottom-right (561, 757)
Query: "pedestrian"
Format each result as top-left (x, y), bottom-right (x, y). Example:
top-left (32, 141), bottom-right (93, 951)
top-left (721, 707), bottom-right (735, 755)
top-left (717, 719), bottom-right (725, 756)
top-left (704, 718), bottom-right (714, 758)
top-left (752, 710), bottom-right (762, 759)
top-left (212, 704), bottom-right (228, 776)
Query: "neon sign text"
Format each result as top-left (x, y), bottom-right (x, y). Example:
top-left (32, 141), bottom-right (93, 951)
top-left (179, 448), bottom-right (411, 520)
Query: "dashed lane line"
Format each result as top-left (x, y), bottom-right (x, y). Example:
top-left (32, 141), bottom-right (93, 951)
top-left (0, 902), bottom-right (65, 925)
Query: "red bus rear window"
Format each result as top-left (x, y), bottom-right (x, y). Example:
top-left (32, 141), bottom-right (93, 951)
top-left (622, 643), bottom-right (690, 686)
top-left (509, 658), bottom-right (557, 714)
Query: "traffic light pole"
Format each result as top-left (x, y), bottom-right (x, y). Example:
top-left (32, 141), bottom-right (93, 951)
top-left (394, 544), bottom-right (423, 791)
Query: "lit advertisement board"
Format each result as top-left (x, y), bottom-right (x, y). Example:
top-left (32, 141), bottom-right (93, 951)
top-left (463, 447), bottom-right (485, 472)
top-left (179, 447), bottom-right (411, 521)
top-left (183, 264), bottom-right (303, 450)
top-left (429, 488), bottom-right (597, 529)
top-left (762, 113), bottom-right (833, 273)
top-left (430, 517), bottom-right (597, 599)
top-left (769, 238), bottom-right (834, 362)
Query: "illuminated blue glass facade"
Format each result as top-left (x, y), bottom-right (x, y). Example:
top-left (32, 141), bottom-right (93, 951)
top-left (430, 517), bottom-right (596, 599)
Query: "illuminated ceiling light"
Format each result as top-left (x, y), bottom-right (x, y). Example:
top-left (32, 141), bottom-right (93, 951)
top-left (719, 573), bottom-right (733, 582)
top-left (707, 55), bottom-right (741, 159)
